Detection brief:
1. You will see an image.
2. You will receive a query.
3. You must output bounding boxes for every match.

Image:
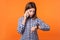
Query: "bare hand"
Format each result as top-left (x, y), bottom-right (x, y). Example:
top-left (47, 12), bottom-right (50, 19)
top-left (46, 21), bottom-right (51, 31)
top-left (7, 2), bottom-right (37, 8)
top-left (22, 10), bottom-right (30, 25)
top-left (31, 26), bottom-right (37, 33)
top-left (24, 10), bottom-right (30, 19)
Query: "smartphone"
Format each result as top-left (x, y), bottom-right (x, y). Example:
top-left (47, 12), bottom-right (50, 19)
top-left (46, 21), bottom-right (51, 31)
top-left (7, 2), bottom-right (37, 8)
top-left (26, 13), bottom-right (30, 18)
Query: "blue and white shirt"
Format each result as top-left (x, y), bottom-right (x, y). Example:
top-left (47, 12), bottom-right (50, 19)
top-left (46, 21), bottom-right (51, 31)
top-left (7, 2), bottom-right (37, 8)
top-left (17, 16), bottom-right (50, 40)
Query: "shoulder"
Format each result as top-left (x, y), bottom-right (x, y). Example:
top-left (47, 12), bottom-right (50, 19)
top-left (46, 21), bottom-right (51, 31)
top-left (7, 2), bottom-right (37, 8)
top-left (35, 17), bottom-right (45, 23)
top-left (36, 17), bottom-right (42, 21)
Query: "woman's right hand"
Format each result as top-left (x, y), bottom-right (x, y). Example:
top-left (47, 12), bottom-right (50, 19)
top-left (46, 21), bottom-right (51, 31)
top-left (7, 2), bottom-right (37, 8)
top-left (24, 10), bottom-right (30, 20)
top-left (22, 10), bottom-right (30, 25)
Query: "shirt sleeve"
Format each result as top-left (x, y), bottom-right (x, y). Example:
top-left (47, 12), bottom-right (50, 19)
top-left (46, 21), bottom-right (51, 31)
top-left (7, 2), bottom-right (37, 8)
top-left (17, 17), bottom-right (25, 34)
top-left (37, 18), bottom-right (50, 31)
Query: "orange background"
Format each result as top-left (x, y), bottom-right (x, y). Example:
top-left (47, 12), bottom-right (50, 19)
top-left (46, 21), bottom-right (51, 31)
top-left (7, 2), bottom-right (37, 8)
top-left (0, 0), bottom-right (60, 40)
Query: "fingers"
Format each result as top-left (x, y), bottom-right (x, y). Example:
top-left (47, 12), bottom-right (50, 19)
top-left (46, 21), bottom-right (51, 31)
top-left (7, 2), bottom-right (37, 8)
top-left (30, 27), bottom-right (37, 33)
top-left (31, 27), bottom-right (35, 33)
top-left (24, 10), bottom-right (30, 18)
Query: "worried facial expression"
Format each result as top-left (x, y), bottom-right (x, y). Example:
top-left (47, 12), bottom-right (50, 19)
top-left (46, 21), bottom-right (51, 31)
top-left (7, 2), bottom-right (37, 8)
top-left (27, 8), bottom-right (35, 17)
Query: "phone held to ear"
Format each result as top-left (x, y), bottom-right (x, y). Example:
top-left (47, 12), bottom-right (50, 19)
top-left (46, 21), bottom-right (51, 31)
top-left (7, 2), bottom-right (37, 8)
top-left (26, 13), bottom-right (30, 18)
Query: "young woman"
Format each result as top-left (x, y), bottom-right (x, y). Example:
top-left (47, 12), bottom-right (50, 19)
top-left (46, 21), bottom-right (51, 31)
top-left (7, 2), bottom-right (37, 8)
top-left (17, 2), bottom-right (50, 40)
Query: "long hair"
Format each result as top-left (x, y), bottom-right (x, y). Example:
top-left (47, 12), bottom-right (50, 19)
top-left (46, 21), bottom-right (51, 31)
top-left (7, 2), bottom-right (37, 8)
top-left (24, 2), bottom-right (37, 19)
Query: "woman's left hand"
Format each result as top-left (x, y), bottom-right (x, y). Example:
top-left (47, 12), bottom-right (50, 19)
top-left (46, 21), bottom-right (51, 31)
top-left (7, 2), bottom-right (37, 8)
top-left (31, 26), bottom-right (37, 33)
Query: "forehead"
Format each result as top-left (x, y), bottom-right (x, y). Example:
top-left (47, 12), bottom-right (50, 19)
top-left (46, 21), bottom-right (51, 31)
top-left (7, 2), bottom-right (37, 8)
top-left (29, 8), bottom-right (35, 11)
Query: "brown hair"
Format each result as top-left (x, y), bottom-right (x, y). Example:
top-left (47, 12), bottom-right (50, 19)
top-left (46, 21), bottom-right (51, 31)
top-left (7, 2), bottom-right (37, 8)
top-left (24, 2), bottom-right (37, 19)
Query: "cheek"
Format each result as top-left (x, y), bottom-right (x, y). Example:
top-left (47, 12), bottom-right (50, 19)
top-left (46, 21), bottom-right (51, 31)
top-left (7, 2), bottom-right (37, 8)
top-left (29, 12), bottom-right (34, 16)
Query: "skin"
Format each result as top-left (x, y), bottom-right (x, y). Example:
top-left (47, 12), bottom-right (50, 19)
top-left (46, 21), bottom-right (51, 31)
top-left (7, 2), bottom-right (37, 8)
top-left (22, 8), bottom-right (37, 33)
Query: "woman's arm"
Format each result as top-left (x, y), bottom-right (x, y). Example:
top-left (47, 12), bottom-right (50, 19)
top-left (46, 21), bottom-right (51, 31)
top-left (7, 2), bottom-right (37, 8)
top-left (17, 17), bottom-right (26, 34)
top-left (17, 10), bottom-right (30, 34)
top-left (37, 18), bottom-right (50, 31)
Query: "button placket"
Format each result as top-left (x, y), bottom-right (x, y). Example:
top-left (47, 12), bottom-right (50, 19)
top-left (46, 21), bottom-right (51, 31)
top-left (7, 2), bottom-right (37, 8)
top-left (30, 19), bottom-right (33, 40)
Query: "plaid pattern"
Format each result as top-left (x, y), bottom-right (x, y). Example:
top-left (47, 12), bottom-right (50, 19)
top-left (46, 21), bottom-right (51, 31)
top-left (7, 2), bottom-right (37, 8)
top-left (17, 16), bottom-right (50, 40)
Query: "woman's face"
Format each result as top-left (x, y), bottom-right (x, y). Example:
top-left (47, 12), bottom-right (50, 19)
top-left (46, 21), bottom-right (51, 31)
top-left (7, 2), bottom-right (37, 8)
top-left (28, 8), bottom-right (35, 17)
